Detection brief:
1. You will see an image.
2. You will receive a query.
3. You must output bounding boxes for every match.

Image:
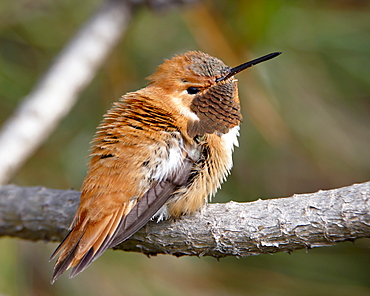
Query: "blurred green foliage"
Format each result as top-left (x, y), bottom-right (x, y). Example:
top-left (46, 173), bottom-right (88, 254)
top-left (0, 0), bottom-right (369, 295)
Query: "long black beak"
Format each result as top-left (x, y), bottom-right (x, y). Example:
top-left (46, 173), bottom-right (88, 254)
top-left (216, 52), bottom-right (282, 82)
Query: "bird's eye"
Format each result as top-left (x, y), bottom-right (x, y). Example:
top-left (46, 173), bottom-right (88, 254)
top-left (186, 86), bottom-right (200, 95)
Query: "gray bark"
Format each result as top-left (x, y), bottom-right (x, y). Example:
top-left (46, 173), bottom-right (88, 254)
top-left (0, 182), bottom-right (369, 258)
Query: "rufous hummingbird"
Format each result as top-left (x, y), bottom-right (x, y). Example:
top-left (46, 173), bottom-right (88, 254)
top-left (50, 50), bottom-right (281, 283)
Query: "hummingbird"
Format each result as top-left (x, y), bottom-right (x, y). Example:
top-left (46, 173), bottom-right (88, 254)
top-left (50, 50), bottom-right (281, 283)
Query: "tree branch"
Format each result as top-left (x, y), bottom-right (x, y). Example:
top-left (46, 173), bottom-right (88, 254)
top-left (0, 182), bottom-right (369, 258)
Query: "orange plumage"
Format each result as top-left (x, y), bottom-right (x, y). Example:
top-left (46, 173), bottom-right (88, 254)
top-left (50, 51), bottom-right (281, 283)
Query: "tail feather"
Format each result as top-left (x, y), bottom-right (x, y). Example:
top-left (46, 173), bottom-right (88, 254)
top-left (66, 207), bottom-right (126, 278)
top-left (50, 213), bottom-right (116, 283)
top-left (49, 229), bottom-right (73, 262)
top-left (50, 227), bottom-right (86, 284)
top-left (51, 244), bottom-right (79, 284)
top-left (73, 214), bottom-right (113, 262)
top-left (69, 247), bottom-right (95, 278)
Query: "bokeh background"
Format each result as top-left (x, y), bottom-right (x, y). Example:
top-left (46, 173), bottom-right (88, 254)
top-left (0, 0), bottom-right (369, 295)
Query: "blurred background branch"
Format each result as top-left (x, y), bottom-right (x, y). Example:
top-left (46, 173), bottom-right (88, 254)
top-left (0, 0), bottom-right (132, 185)
top-left (1, 182), bottom-right (369, 257)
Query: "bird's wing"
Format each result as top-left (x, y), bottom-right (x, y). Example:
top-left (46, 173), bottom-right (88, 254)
top-left (68, 157), bottom-right (193, 278)
top-left (50, 133), bottom-right (194, 283)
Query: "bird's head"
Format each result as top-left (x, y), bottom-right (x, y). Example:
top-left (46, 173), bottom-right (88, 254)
top-left (146, 51), bottom-right (281, 138)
